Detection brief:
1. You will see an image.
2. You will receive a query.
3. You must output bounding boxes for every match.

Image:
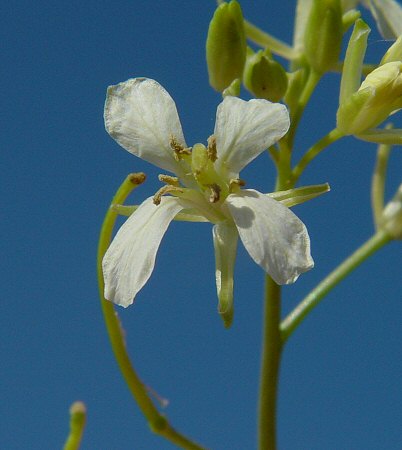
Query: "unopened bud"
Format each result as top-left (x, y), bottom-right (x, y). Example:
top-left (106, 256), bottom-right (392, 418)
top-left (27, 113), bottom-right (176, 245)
top-left (381, 34), bottom-right (402, 65)
top-left (206, 0), bottom-right (246, 92)
top-left (337, 61), bottom-right (402, 135)
top-left (304, 0), bottom-right (343, 73)
top-left (380, 184), bottom-right (402, 239)
top-left (243, 49), bottom-right (288, 102)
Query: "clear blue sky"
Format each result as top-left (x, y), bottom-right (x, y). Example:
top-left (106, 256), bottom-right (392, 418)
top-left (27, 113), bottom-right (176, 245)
top-left (2, 1), bottom-right (401, 449)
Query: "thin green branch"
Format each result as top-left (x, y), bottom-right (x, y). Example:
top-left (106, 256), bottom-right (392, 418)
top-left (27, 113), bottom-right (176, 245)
top-left (292, 128), bottom-right (343, 184)
top-left (280, 230), bottom-right (391, 342)
top-left (244, 19), bottom-right (296, 59)
top-left (258, 276), bottom-right (282, 450)
top-left (371, 128), bottom-right (393, 228)
top-left (97, 174), bottom-right (207, 450)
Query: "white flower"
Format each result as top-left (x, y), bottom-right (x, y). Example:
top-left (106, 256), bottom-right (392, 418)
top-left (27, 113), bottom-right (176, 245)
top-left (103, 78), bottom-right (314, 311)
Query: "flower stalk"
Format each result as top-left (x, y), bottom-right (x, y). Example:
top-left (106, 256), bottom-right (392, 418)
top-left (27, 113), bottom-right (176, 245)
top-left (258, 276), bottom-right (282, 450)
top-left (97, 174), bottom-right (206, 450)
top-left (280, 229), bottom-right (391, 342)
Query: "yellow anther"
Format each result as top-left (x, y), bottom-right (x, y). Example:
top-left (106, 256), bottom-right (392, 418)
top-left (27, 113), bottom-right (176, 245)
top-left (207, 135), bottom-right (218, 162)
top-left (158, 174), bottom-right (180, 186)
top-left (170, 135), bottom-right (191, 160)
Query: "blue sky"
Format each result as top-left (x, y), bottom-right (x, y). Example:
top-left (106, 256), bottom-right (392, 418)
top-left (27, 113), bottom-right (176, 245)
top-left (2, 1), bottom-right (401, 449)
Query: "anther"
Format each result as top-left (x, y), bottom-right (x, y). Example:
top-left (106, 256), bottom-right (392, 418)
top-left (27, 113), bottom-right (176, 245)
top-left (128, 172), bottom-right (147, 185)
top-left (208, 183), bottom-right (221, 203)
top-left (158, 174), bottom-right (180, 186)
top-left (170, 135), bottom-right (191, 160)
top-left (207, 135), bottom-right (218, 162)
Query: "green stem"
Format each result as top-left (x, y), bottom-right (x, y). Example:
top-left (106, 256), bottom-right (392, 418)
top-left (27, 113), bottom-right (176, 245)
top-left (292, 128), bottom-right (343, 184)
top-left (280, 230), bottom-right (391, 342)
top-left (244, 19), bottom-right (296, 60)
top-left (97, 174), bottom-right (207, 450)
top-left (258, 276), bottom-right (282, 450)
top-left (285, 69), bottom-right (322, 153)
top-left (371, 128), bottom-right (393, 229)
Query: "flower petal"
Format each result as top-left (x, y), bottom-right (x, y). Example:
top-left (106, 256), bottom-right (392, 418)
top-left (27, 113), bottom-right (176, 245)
top-left (225, 189), bottom-right (314, 284)
top-left (214, 96), bottom-right (290, 178)
top-left (212, 222), bottom-right (239, 328)
top-left (102, 196), bottom-right (183, 307)
top-left (104, 78), bottom-right (187, 176)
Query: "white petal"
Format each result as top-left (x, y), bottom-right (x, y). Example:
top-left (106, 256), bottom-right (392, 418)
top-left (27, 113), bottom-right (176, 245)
top-left (102, 196), bottom-right (183, 307)
top-left (214, 96), bottom-right (290, 178)
top-left (104, 78), bottom-right (187, 175)
top-left (225, 189), bottom-right (314, 285)
top-left (212, 222), bottom-right (239, 328)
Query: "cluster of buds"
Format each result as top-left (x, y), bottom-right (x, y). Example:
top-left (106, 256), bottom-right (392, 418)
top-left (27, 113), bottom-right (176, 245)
top-left (337, 20), bottom-right (402, 142)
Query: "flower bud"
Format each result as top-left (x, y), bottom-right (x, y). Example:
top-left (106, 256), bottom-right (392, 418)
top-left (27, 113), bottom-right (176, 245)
top-left (304, 0), bottom-right (343, 73)
top-left (380, 184), bottom-right (402, 239)
top-left (243, 49), bottom-right (288, 102)
top-left (337, 61), bottom-right (402, 135)
top-left (206, 0), bottom-right (246, 92)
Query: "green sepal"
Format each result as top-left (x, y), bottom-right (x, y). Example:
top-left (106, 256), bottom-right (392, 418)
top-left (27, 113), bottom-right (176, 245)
top-left (338, 19), bottom-right (370, 106)
top-left (268, 183), bottom-right (330, 207)
top-left (206, 0), bottom-right (247, 92)
top-left (213, 222), bottom-right (238, 328)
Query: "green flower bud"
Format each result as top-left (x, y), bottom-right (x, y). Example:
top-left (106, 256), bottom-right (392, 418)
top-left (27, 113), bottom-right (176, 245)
top-left (206, 0), bottom-right (246, 92)
top-left (337, 61), bottom-right (402, 135)
top-left (284, 68), bottom-right (307, 113)
top-left (243, 49), bottom-right (288, 102)
top-left (304, 0), bottom-right (343, 73)
top-left (380, 184), bottom-right (402, 239)
top-left (381, 34), bottom-right (402, 65)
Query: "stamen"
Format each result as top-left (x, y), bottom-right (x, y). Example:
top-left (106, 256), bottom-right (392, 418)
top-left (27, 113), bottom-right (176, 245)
top-left (208, 183), bottom-right (221, 203)
top-left (229, 178), bottom-right (246, 192)
top-left (158, 174), bottom-right (180, 186)
top-left (153, 185), bottom-right (183, 205)
top-left (207, 135), bottom-right (218, 162)
top-left (170, 135), bottom-right (192, 161)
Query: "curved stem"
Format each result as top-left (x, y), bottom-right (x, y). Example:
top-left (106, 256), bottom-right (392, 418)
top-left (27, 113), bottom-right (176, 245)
top-left (280, 229), bottom-right (391, 342)
top-left (292, 128), bottom-right (343, 184)
top-left (98, 174), bottom-right (207, 450)
top-left (258, 276), bottom-right (282, 450)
